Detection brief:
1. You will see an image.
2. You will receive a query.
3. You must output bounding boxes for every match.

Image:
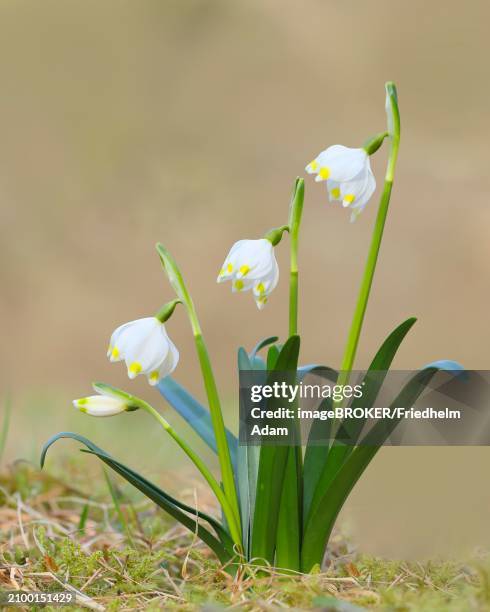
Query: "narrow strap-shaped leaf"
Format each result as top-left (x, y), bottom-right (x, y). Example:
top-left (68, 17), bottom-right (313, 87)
top-left (266, 345), bottom-right (280, 370)
top-left (303, 318), bottom-right (417, 526)
top-left (251, 336), bottom-right (300, 564)
top-left (41, 432), bottom-right (234, 562)
top-left (237, 347), bottom-right (263, 558)
top-left (302, 397), bottom-right (333, 522)
top-left (157, 377), bottom-right (237, 470)
top-left (300, 366), bottom-right (338, 522)
top-left (337, 317), bottom-right (417, 446)
top-left (84, 449), bottom-right (235, 553)
top-left (301, 366), bottom-right (445, 571)
top-left (275, 445), bottom-right (301, 570)
top-left (250, 336), bottom-right (279, 360)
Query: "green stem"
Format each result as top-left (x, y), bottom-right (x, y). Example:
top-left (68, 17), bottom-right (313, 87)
top-left (136, 397), bottom-right (242, 548)
top-left (288, 178), bottom-right (305, 337)
top-left (274, 178), bottom-right (305, 571)
top-left (156, 244), bottom-right (241, 537)
top-left (337, 82), bottom-right (400, 388)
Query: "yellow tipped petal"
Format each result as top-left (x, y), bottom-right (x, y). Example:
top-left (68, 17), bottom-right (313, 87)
top-left (128, 362), bottom-right (142, 378)
top-left (318, 167), bottom-right (330, 180)
top-left (256, 296), bottom-right (268, 309)
top-left (149, 370), bottom-right (160, 385)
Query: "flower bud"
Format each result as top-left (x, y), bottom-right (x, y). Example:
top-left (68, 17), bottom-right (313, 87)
top-left (73, 394), bottom-right (131, 417)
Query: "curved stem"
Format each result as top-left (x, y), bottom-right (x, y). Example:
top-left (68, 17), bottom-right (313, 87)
top-left (337, 82), bottom-right (401, 387)
top-left (136, 398), bottom-right (242, 548)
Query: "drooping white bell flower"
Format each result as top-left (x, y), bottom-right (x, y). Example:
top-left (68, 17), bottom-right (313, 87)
top-left (217, 238), bottom-right (279, 309)
top-left (73, 393), bottom-right (129, 417)
top-left (306, 145), bottom-right (376, 220)
top-left (107, 317), bottom-right (179, 385)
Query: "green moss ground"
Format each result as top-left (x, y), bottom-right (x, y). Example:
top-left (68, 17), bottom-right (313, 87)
top-left (1, 462), bottom-right (489, 611)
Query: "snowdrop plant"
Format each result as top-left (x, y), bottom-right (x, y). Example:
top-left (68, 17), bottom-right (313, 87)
top-left (42, 83), bottom-right (460, 573)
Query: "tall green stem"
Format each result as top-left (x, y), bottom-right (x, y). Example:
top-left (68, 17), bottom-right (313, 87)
top-left (337, 82), bottom-right (400, 387)
top-left (156, 244), bottom-right (241, 539)
top-left (288, 178), bottom-right (305, 337)
top-left (275, 178), bottom-right (305, 571)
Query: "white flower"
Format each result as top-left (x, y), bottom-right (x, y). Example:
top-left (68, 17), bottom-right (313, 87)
top-left (107, 317), bottom-right (179, 385)
top-left (217, 239), bottom-right (279, 309)
top-left (73, 394), bottom-right (128, 417)
top-left (306, 145), bottom-right (376, 221)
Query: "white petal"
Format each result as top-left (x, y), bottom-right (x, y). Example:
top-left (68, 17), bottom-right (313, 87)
top-left (252, 258), bottom-right (279, 308)
top-left (231, 277), bottom-right (255, 293)
top-left (125, 321), bottom-right (170, 374)
top-left (108, 320), bottom-right (135, 361)
top-left (305, 159), bottom-right (320, 174)
top-left (109, 317), bottom-right (157, 362)
top-left (217, 240), bottom-right (250, 282)
top-left (340, 166), bottom-right (370, 207)
top-left (315, 145), bottom-right (368, 182)
top-left (255, 295), bottom-right (268, 310)
top-left (326, 180), bottom-right (342, 202)
top-left (350, 205), bottom-right (365, 223)
top-left (148, 338), bottom-right (179, 385)
top-left (218, 239), bottom-right (276, 286)
top-left (350, 167), bottom-right (376, 210)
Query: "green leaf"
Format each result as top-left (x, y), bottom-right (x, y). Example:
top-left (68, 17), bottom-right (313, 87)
top-left (301, 365), bottom-right (445, 571)
top-left (275, 445), bottom-right (302, 571)
top-left (237, 347), bottom-right (263, 559)
top-left (251, 335), bottom-right (300, 565)
top-left (302, 397), bottom-right (333, 523)
top-left (41, 432), bottom-right (234, 563)
top-left (157, 377), bottom-right (237, 469)
top-left (300, 367), bottom-right (338, 523)
top-left (250, 336), bottom-right (279, 360)
top-left (266, 345), bottom-right (281, 370)
top-left (103, 468), bottom-right (135, 546)
top-left (303, 318), bottom-right (416, 526)
top-left (77, 503), bottom-right (89, 535)
top-left (340, 317), bottom-right (417, 444)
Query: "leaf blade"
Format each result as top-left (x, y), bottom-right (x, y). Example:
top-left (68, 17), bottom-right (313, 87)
top-left (250, 335), bottom-right (301, 564)
top-left (301, 365), bottom-right (449, 571)
top-left (41, 432), bottom-right (234, 562)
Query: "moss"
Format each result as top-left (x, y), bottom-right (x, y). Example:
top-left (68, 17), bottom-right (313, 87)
top-left (1, 465), bottom-right (489, 611)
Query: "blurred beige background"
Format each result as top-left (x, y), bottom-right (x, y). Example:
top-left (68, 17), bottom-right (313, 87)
top-left (1, 0), bottom-right (489, 558)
